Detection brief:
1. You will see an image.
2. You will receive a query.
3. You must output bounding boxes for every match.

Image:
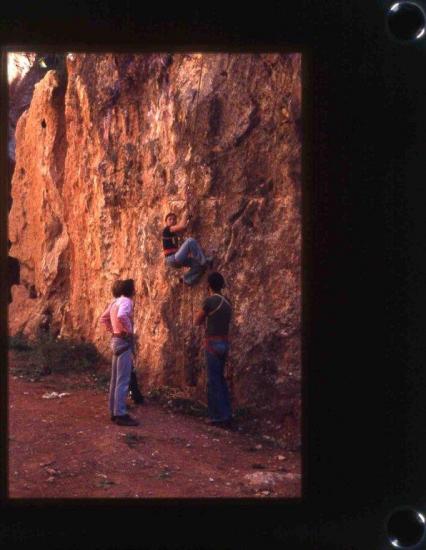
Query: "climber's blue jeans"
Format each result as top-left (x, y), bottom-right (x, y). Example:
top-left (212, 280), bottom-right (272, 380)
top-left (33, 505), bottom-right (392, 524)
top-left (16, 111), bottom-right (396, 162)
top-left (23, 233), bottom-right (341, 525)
top-left (205, 340), bottom-right (232, 422)
top-left (165, 237), bottom-right (206, 267)
top-left (109, 336), bottom-right (132, 417)
top-left (165, 237), bottom-right (206, 285)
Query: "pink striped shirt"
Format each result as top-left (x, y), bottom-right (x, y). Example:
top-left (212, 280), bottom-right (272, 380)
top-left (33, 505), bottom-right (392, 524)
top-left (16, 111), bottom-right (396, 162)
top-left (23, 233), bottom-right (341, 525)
top-left (100, 296), bottom-right (133, 334)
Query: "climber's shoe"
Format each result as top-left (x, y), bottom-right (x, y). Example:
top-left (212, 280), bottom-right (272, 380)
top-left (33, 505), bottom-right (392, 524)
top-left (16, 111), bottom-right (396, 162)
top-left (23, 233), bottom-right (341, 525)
top-left (205, 256), bottom-right (214, 270)
top-left (183, 269), bottom-right (205, 286)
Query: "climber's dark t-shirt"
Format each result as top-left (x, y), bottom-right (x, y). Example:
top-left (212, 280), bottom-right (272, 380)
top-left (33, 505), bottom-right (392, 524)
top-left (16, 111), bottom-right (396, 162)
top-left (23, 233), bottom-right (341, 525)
top-left (202, 294), bottom-right (232, 337)
top-left (162, 227), bottom-right (179, 256)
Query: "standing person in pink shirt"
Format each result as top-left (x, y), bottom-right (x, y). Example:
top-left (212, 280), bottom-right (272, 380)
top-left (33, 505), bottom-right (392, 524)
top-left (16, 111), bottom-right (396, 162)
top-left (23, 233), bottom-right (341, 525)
top-left (101, 280), bottom-right (145, 405)
top-left (100, 278), bottom-right (139, 426)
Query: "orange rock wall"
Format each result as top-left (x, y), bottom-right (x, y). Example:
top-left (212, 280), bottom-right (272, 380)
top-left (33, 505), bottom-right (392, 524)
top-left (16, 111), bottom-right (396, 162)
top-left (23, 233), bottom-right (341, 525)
top-left (9, 53), bottom-right (302, 448)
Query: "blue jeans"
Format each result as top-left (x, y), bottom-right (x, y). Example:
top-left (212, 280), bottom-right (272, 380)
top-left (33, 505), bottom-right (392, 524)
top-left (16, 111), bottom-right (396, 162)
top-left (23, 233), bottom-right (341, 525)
top-left (165, 237), bottom-right (206, 284)
top-left (109, 336), bottom-right (133, 417)
top-left (205, 340), bottom-right (232, 422)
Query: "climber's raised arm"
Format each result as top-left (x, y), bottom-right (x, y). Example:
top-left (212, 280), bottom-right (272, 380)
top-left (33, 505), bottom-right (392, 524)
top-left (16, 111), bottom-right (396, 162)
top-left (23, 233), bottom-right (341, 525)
top-left (169, 212), bottom-right (190, 234)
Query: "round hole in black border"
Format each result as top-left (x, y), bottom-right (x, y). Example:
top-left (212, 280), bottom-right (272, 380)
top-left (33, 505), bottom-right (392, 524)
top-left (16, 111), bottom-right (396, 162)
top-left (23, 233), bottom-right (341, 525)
top-left (387, 508), bottom-right (426, 548)
top-left (387, 2), bottom-right (426, 41)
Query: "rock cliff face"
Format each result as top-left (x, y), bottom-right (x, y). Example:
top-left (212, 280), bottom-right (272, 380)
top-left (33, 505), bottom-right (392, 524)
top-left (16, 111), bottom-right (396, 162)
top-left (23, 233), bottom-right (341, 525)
top-left (9, 53), bottom-right (302, 448)
top-left (7, 53), bottom-right (46, 207)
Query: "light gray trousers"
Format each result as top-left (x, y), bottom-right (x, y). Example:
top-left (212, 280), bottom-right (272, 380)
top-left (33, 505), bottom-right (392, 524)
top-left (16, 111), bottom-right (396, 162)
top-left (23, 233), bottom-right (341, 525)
top-left (109, 336), bottom-right (132, 417)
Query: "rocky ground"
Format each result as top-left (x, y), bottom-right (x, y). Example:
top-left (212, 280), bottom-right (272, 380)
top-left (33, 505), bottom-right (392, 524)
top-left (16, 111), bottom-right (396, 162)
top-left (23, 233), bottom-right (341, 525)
top-left (8, 353), bottom-right (301, 499)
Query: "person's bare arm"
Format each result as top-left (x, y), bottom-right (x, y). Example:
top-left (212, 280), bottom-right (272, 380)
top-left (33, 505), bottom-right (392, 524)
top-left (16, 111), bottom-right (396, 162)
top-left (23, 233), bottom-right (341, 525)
top-left (99, 303), bottom-right (113, 333)
top-left (170, 213), bottom-right (190, 233)
top-left (195, 309), bottom-right (206, 326)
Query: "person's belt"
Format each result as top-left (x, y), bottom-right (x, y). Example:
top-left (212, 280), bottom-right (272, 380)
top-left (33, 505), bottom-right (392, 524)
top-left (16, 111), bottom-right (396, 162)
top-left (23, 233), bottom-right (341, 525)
top-left (112, 332), bottom-right (132, 339)
top-left (204, 335), bottom-right (229, 356)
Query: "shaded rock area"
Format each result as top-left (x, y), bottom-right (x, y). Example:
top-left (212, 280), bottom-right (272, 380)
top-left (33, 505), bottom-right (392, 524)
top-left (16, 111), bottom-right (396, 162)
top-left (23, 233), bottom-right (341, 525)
top-left (8, 53), bottom-right (302, 449)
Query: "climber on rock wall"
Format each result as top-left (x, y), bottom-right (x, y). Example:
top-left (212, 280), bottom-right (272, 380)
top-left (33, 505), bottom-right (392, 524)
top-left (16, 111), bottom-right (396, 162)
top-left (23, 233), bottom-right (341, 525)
top-left (100, 279), bottom-right (145, 407)
top-left (100, 278), bottom-right (140, 427)
top-left (195, 271), bottom-right (233, 429)
top-left (162, 212), bottom-right (213, 286)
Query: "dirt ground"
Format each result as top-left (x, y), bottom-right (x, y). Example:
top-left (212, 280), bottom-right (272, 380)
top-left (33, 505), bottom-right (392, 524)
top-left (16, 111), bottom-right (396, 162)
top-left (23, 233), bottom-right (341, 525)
top-left (8, 354), bottom-right (301, 499)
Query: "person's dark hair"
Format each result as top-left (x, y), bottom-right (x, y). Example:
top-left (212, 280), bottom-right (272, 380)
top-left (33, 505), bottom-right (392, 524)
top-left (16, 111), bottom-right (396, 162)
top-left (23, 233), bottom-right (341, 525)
top-left (121, 278), bottom-right (135, 297)
top-left (165, 212), bottom-right (176, 222)
top-left (111, 279), bottom-right (123, 298)
top-left (208, 272), bottom-right (225, 292)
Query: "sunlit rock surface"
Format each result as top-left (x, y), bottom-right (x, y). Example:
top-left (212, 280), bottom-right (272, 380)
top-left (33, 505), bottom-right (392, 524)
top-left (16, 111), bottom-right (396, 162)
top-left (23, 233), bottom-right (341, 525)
top-left (7, 53), bottom-right (46, 208)
top-left (9, 53), bottom-right (302, 448)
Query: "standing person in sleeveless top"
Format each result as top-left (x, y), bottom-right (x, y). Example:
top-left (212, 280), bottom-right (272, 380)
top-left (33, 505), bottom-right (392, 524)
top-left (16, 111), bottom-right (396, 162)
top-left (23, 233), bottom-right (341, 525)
top-left (162, 212), bottom-right (213, 286)
top-left (100, 279), bottom-right (139, 426)
top-left (195, 271), bottom-right (233, 428)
